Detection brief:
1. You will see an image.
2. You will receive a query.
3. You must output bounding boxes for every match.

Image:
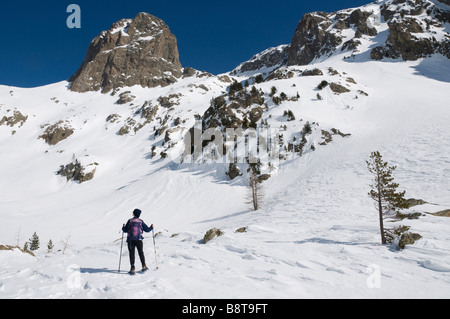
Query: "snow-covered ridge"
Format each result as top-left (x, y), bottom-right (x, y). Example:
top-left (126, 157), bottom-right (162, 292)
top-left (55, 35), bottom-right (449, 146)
top-left (234, 0), bottom-right (449, 75)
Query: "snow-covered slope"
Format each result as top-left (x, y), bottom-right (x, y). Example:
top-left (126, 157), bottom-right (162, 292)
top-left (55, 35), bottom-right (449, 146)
top-left (0, 1), bottom-right (449, 299)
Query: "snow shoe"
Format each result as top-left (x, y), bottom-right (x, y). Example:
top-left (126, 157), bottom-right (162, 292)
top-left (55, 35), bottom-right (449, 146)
top-left (129, 266), bottom-right (136, 276)
top-left (141, 265), bottom-right (149, 273)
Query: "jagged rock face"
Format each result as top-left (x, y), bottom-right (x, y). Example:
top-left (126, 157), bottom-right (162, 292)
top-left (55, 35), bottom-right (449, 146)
top-left (232, 45), bottom-right (289, 74)
top-left (233, 0), bottom-right (448, 74)
top-left (287, 12), bottom-right (343, 66)
top-left (69, 12), bottom-right (182, 93)
top-left (372, 0), bottom-right (450, 60)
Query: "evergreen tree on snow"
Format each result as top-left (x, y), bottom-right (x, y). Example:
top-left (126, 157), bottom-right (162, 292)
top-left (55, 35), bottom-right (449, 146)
top-left (28, 232), bottom-right (40, 251)
top-left (47, 239), bottom-right (54, 253)
top-left (367, 151), bottom-right (407, 244)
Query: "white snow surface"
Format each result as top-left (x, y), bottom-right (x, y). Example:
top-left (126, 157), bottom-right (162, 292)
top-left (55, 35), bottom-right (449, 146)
top-left (0, 52), bottom-right (450, 299)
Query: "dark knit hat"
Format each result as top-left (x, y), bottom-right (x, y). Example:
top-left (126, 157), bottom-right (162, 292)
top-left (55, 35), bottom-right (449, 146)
top-left (133, 209), bottom-right (142, 218)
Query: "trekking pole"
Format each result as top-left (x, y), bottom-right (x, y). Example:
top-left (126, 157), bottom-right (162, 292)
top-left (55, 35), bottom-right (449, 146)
top-left (152, 229), bottom-right (159, 270)
top-left (118, 225), bottom-right (125, 273)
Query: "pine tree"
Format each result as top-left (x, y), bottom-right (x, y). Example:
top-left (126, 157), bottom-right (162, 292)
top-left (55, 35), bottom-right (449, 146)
top-left (366, 151), bottom-right (407, 244)
top-left (269, 86), bottom-right (277, 97)
top-left (28, 232), bottom-right (40, 251)
top-left (255, 74), bottom-right (264, 84)
top-left (47, 239), bottom-right (54, 253)
top-left (248, 172), bottom-right (264, 211)
top-left (229, 80), bottom-right (243, 95)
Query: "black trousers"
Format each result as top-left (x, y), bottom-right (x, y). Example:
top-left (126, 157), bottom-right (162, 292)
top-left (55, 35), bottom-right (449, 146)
top-left (128, 240), bottom-right (146, 267)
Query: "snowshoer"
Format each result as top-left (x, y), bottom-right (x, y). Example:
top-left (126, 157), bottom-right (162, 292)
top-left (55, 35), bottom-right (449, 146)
top-left (122, 209), bottom-right (154, 275)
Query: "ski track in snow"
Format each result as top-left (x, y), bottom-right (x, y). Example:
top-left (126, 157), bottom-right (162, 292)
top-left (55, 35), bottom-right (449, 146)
top-left (1, 54), bottom-right (450, 298)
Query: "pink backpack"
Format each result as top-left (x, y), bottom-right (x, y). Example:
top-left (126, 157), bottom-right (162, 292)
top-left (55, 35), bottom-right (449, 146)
top-left (128, 218), bottom-right (143, 241)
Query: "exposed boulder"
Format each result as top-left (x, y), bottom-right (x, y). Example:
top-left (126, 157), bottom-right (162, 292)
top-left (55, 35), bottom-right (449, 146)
top-left (0, 110), bottom-right (28, 128)
top-left (118, 118), bottom-right (136, 136)
top-left (399, 232), bottom-right (422, 249)
top-left (403, 198), bottom-right (428, 208)
top-left (302, 68), bottom-right (323, 76)
top-left (203, 228), bottom-right (224, 244)
top-left (226, 163), bottom-right (242, 180)
top-left (115, 91), bottom-right (136, 105)
top-left (330, 82), bottom-right (351, 94)
top-left (265, 68), bottom-right (296, 81)
top-left (395, 211), bottom-right (424, 220)
top-left (319, 128), bottom-right (351, 146)
top-left (158, 94), bottom-right (182, 108)
top-left (182, 67), bottom-right (197, 78)
top-left (430, 209), bottom-right (450, 217)
top-left (39, 121), bottom-right (74, 146)
top-left (106, 114), bottom-right (121, 123)
top-left (69, 12), bottom-right (183, 93)
top-left (385, 225), bottom-right (422, 250)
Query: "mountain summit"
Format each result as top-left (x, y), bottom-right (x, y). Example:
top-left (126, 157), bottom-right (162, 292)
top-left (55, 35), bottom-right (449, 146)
top-left (69, 12), bottom-right (183, 93)
top-left (234, 0), bottom-right (449, 74)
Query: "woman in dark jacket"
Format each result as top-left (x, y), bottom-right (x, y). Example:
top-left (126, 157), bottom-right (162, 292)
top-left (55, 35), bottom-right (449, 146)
top-left (122, 209), bottom-right (154, 275)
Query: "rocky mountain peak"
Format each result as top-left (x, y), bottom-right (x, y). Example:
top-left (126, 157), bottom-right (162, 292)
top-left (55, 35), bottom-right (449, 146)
top-left (234, 0), bottom-right (449, 75)
top-left (69, 12), bottom-right (182, 93)
top-left (371, 0), bottom-right (450, 60)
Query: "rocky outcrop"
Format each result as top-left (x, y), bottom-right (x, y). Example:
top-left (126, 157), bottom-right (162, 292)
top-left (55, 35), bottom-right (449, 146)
top-left (232, 45), bottom-right (289, 74)
top-left (39, 121), bottom-right (74, 145)
top-left (372, 0), bottom-right (449, 60)
top-left (115, 91), bottom-right (136, 105)
top-left (329, 82), bottom-right (351, 94)
top-left (430, 209), bottom-right (450, 217)
top-left (116, 100), bottom-right (160, 136)
top-left (203, 228), bottom-right (224, 244)
top-left (320, 128), bottom-right (351, 146)
top-left (57, 159), bottom-right (98, 183)
top-left (233, 0), bottom-right (448, 74)
top-left (371, 19), bottom-right (434, 61)
top-left (233, 7), bottom-right (377, 72)
top-left (0, 110), bottom-right (28, 128)
top-left (403, 198), bottom-right (428, 208)
top-left (287, 12), bottom-right (343, 66)
top-left (69, 12), bottom-right (182, 93)
top-left (398, 232), bottom-right (422, 249)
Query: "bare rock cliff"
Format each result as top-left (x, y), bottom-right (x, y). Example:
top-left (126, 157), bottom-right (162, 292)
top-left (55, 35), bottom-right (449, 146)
top-left (69, 12), bottom-right (182, 93)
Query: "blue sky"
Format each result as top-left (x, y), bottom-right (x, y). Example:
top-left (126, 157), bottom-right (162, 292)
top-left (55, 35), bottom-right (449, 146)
top-left (0, 0), bottom-right (371, 87)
